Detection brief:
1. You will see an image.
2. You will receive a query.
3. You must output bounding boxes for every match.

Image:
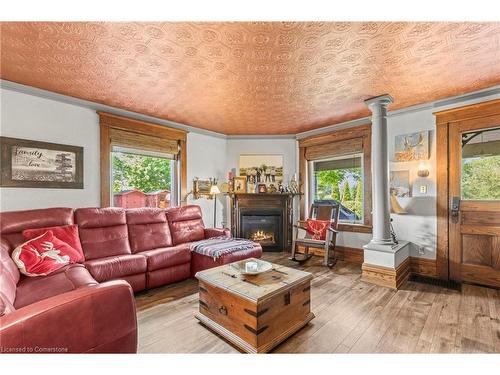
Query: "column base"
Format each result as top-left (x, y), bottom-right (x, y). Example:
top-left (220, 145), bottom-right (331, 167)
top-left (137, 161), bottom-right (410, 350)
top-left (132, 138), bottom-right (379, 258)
top-left (361, 240), bottom-right (410, 289)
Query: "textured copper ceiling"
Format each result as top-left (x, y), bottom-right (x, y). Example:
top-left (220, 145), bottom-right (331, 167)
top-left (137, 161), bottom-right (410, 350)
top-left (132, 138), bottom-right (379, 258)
top-left (1, 22), bottom-right (499, 135)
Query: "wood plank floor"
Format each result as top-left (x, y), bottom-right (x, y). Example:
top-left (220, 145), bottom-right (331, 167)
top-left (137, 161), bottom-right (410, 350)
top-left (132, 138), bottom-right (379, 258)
top-left (135, 253), bottom-right (500, 353)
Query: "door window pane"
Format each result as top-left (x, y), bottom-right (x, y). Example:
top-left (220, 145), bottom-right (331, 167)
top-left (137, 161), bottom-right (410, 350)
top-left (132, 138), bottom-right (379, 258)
top-left (112, 148), bottom-right (175, 208)
top-left (311, 154), bottom-right (363, 223)
top-left (461, 127), bottom-right (500, 200)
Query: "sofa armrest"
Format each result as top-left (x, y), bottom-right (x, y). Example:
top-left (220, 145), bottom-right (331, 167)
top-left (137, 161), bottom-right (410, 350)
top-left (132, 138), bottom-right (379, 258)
top-left (0, 280), bottom-right (137, 353)
top-left (204, 227), bottom-right (231, 239)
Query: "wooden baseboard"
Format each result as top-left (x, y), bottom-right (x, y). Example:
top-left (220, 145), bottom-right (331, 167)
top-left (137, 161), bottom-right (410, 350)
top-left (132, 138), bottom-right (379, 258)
top-left (409, 256), bottom-right (438, 278)
top-left (296, 245), bottom-right (363, 264)
top-left (361, 258), bottom-right (411, 289)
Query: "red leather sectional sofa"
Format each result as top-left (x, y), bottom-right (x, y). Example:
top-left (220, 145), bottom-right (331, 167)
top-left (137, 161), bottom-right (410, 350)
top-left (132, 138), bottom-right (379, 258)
top-left (0, 205), bottom-right (262, 353)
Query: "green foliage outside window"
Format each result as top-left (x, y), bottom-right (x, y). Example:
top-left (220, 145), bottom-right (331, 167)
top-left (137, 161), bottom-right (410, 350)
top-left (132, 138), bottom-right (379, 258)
top-left (461, 155), bottom-right (500, 200)
top-left (315, 167), bottom-right (363, 220)
top-left (112, 152), bottom-right (172, 193)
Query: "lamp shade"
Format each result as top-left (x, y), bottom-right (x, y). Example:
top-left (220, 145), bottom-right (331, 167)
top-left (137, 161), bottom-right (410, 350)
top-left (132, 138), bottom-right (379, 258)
top-left (210, 184), bottom-right (221, 195)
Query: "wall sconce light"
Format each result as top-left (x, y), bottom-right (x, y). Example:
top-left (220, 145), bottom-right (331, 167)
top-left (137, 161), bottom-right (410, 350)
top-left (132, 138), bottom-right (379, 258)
top-left (417, 162), bottom-right (430, 178)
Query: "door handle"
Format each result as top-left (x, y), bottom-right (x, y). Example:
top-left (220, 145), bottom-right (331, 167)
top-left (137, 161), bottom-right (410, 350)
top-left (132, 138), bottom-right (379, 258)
top-left (451, 197), bottom-right (460, 221)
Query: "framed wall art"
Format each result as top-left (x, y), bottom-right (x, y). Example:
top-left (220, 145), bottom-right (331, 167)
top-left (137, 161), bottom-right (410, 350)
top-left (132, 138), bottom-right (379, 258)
top-left (0, 137), bottom-right (83, 189)
top-left (239, 154), bottom-right (284, 186)
top-left (192, 178), bottom-right (212, 199)
top-left (393, 131), bottom-right (429, 162)
top-left (390, 170), bottom-right (411, 197)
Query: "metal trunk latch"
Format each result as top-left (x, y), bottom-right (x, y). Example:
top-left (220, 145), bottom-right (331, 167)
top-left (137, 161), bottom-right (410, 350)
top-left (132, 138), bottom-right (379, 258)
top-left (218, 305), bottom-right (228, 315)
top-left (284, 291), bottom-right (291, 305)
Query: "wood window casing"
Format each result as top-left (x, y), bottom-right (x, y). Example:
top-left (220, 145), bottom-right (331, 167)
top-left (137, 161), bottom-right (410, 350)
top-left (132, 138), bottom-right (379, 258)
top-left (98, 112), bottom-right (188, 207)
top-left (298, 124), bottom-right (372, 233)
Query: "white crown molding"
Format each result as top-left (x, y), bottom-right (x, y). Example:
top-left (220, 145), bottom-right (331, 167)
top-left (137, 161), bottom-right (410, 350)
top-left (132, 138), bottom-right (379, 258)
top-left (0, 79), bottom-right (227, 139)
top-left (2, 79), bottom-right (499, 141)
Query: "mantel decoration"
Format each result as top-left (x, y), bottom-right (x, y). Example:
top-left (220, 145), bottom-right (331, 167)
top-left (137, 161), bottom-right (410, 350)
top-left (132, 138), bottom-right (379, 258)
top-left (239, 154), bottom-right (283, 190)
top-left (0, 136), bottom-right (83, 189)
top-left (233, 176), bottom-right (247, 193)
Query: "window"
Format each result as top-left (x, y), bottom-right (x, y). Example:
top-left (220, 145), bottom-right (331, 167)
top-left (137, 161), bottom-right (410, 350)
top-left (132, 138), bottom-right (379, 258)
top-left (461, 127), bottom-right (500, 200)
top-left (99, 112), bottom-right (187, 208)
top-left (298, 124), bottom-right (372, 232)
top-left (310, 154), bottom-right (364, 223)
top-left (112, 147), bottom-right (177, 209)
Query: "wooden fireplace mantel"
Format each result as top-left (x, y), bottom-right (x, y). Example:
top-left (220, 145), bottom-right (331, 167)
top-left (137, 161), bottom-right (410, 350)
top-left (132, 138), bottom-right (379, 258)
top-left (229, 193), bottom-right (301, 251)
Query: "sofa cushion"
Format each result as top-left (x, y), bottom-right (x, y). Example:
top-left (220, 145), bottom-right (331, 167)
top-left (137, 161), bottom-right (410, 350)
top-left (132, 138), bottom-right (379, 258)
top-left (23, 224), bottom-right (84, 261)
top-left (126, 208), bottom-right (173, 253)
top-left (13, 263), bottom-right (97, 309)
top-left (166, 205), bottom-right (205, 245)
top-left (0, 238), bottom-right (19, 315)
top-left (12, 230), bottom-right (82, 277)
top-left (75, 208), bottom-right (131, 260)
top-left (0, 207), bottom-right (74, 249)
top-left (84, 254), bottom-right (147, 282)
top-left (139, 244), bottom-right (191, 271)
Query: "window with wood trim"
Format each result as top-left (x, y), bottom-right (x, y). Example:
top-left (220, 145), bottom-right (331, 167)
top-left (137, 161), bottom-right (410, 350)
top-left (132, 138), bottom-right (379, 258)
top-left (112, 147), bottom-right (176, 209)
top-left (298, 124), bottom-right (372, 233)
top-left (310, 153), bottom-right (364, 223)
top-left (99, 112), bottom-right (188, 208)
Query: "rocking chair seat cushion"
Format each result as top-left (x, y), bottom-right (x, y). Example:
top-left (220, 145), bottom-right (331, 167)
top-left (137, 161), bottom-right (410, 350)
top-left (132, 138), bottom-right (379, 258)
top-left (305, 219), bottom-right (331, 240)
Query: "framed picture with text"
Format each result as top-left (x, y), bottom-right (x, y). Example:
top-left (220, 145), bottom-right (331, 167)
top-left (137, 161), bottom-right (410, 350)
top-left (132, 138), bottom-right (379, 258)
top-left (0, 136), bottom-right (84, 189)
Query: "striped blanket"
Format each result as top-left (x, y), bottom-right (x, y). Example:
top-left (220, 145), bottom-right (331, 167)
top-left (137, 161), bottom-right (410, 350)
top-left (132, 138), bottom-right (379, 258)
top-left (189, 236), bottom-right (255, 260)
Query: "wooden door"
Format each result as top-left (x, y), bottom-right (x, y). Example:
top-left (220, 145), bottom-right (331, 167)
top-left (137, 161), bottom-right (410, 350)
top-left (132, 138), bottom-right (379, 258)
top-left (448, 112), bottom-right (500, 288)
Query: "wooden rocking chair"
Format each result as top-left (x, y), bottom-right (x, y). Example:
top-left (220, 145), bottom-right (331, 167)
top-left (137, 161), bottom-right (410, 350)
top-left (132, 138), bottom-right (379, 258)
top-left (289, 202), bottom-right (340, 267)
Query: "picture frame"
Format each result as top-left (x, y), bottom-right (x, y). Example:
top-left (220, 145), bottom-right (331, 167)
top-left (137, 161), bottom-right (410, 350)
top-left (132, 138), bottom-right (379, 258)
top-left (390, 170), bottom-right (411, 197)
top-left (192, 178), bottom-right (212, 199)
top-left (257, 183), bottom-right (268, 193)
top-left (0, 136), bottom-right (83, 189)
top-left (393, 131), bottom-right (429, 162)
top-left (239, 154), bottom-right (284, 186)
top-left (233, 176), bottom-right (247, 194)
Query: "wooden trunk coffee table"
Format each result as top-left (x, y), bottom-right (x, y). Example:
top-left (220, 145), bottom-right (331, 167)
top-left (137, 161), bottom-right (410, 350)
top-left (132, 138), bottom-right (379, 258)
top-left (195, 258), bottom-right (314, 353)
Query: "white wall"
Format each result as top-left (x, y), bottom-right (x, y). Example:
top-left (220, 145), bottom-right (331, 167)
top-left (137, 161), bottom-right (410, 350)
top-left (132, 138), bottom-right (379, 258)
top-left (0, 88), bottom-right (228, 226)
top-left (186, 132), bottom-right (227, 227)
top-left (388, 108), bottom-right (437, 259)
top-left (329, 108), bottom-right (441, 259)
top-left (0, 89), bottom-right (101, 210)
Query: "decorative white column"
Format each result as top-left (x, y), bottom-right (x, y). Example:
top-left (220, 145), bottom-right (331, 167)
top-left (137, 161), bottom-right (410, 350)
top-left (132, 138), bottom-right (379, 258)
top-left (365, 94), bottom-right (394, 246)
top-left (362, 94), bottom-right (410, 288)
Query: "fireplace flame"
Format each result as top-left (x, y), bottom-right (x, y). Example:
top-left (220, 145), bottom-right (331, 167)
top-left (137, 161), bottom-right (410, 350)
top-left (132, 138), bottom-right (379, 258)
top-left (251, 230), bottom-right (275, 243)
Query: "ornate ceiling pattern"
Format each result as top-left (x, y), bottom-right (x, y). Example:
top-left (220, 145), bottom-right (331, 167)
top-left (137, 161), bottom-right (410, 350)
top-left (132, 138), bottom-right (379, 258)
top-left (1, 22), bottom-right (499, 135)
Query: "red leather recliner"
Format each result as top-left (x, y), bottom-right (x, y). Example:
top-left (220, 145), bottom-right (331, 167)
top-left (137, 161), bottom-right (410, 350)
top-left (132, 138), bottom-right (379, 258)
top-left (0, 208), bottom-right (137, 353)
top-left (0, 204), bottom-right (262, 353)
